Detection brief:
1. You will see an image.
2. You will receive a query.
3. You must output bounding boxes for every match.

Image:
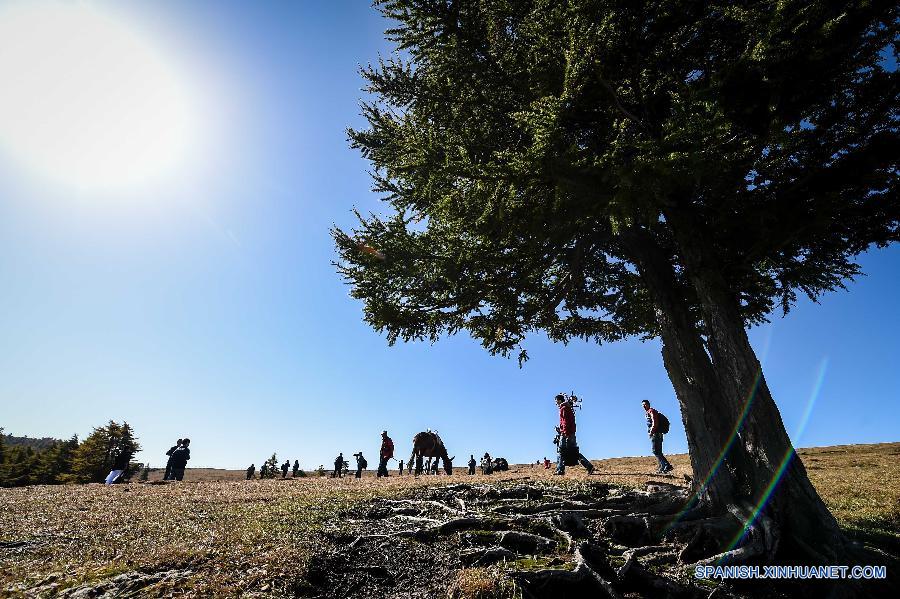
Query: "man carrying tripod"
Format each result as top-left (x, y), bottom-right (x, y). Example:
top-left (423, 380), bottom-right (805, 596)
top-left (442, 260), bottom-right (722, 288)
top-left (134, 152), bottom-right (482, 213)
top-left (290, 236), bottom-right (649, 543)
top-left (554, 393), bottom-right (594, 476)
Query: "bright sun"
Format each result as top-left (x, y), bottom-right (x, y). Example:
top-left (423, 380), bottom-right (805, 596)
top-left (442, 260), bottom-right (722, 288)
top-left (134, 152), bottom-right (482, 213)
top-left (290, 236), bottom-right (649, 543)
top-left (0, 2), bottom-right (192, 191)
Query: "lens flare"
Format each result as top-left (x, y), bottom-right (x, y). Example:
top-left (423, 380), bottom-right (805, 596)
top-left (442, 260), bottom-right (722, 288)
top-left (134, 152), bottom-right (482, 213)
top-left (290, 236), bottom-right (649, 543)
top-left (719, 357), bottom-right (829, 558)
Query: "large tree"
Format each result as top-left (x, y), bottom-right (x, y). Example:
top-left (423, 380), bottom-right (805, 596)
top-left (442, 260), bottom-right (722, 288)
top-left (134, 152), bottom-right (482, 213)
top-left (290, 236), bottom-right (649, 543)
top-left (69, 421), bottom-right (141, 483)
top-left (334, 0), bottom-right (898, 562)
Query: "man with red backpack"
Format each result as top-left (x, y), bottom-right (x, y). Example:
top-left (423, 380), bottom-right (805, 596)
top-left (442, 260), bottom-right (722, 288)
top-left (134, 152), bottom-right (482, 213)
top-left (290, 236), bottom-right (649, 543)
top-left (642, 400), bottom-right (673, 474)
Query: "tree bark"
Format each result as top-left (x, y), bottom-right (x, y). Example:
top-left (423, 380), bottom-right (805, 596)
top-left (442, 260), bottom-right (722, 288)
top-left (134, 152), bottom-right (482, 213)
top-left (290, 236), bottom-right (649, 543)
top-left (621, 228), bottom-right (743, 511)
top-left (663, 209), bottom-right (848, 561)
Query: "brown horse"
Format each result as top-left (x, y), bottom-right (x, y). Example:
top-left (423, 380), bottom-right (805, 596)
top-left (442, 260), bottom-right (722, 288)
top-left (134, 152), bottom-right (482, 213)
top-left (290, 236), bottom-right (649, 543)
top-left (408, 432), bottom-right (454, 475)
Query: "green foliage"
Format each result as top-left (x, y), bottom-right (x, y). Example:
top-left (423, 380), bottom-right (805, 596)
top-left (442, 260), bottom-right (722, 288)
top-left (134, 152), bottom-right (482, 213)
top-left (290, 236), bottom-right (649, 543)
top-left (1, 425), bottom-right (141, 488)
top-left (34, 436), bottom-right (79, 485)
top-left (1, 445), bottom-right (38, 487)
top-left (0, 431), bottom-right (79, 487)
top-left (2, 434), bottom-right (65, 451)
top-left (335, 0), bottom-right (898, 361)
top-left (316, 465), bottom-right (326, 477)
top-left (262, 453), bottom-right (279, 479)
top-left (69, 422), bottom-right (141, 484)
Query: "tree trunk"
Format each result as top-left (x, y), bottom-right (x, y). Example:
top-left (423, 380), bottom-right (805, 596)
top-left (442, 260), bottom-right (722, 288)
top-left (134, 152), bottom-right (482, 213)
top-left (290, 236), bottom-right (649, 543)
top-left (664, 210), bottom-right (848, 561)
top-left (622, 229), bottom-right (744, 511)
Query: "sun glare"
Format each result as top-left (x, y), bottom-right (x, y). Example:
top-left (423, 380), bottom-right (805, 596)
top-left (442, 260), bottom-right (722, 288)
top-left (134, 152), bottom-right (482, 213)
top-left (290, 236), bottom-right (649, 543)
top-left (0, 2), bottom-right (193, 191)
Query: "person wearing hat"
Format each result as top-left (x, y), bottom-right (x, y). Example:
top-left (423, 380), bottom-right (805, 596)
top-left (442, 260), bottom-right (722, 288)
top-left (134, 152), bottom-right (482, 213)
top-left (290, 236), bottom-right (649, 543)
top-left (377, 431), bottom-right (394, 477)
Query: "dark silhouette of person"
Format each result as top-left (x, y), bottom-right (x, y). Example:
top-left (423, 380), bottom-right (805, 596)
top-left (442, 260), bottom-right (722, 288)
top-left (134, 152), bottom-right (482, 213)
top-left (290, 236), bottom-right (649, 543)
top-left (281, 460), bottom-right (289, 478)
top-left (481, 452), bottom-right (492, 475)
top-left (292, 459), bottom-right (300, 477)
top-left (378, 431), bottom-right (394, 477)
top-left (105, 449), bottom-right (132, 485)
top-left (246, 464), bottom-right (255, 479)
top-left (164, 439), bottom-right (182, 480)
top-left (468, 455), bottom-right (476, 475)
top-left (261, 463), bottom-right (268, 478)
top-left (354, 452), bottom-right (367, 478)
top-left (169, 439), bottom-right (191, 481)
top-left (398, 460), bottom-right (404, 476)
top-left (332, 453), bottom-right (343, 478)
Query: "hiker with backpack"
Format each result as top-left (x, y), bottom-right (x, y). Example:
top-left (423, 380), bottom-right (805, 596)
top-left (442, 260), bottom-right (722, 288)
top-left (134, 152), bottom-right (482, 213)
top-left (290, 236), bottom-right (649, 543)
top-left (642, 400), bottom-right (673, 474)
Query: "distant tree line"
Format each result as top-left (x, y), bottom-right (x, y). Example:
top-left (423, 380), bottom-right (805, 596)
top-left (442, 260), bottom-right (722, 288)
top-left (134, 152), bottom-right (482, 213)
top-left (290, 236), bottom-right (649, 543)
top-left (0, 421), bottom-right (141, 487)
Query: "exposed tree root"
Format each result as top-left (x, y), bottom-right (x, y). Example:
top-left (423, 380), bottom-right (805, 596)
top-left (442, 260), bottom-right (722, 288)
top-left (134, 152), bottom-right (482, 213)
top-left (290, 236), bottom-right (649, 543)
top-left (310, 481), bottom-right (853, 598)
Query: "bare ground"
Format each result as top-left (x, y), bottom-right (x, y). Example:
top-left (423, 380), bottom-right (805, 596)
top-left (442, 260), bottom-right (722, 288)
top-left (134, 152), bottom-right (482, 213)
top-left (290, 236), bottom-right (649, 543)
top-left (1, 443), bottom-right (897, 598)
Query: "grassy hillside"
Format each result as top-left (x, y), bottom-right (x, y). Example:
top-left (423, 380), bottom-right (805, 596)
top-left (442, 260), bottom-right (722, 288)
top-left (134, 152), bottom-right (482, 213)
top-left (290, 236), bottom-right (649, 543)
top-left (0, 442), bottom-right (896, 596)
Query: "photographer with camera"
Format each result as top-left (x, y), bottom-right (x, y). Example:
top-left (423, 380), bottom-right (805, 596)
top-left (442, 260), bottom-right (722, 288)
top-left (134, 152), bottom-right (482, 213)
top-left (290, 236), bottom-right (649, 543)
top-left (353, 452), bottom-right (367, 478)
top-left (554, 393), bottom-right (595, 476)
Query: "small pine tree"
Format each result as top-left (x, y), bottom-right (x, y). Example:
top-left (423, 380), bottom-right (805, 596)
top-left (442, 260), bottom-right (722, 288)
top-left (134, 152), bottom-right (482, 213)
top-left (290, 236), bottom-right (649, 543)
top-left (262, 453), bottom-right (278, 479)
top-left (69, 421), bottom-right (141, 483)
top-left (316, 465), bottom-right (325, 477)
top-left (138, 464), bottom-right (150, 481)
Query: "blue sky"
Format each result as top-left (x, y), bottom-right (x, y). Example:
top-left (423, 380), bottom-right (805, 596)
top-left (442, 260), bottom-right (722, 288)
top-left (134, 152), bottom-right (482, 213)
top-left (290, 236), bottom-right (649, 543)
top-left (0, 1), bottom-right (897, 470)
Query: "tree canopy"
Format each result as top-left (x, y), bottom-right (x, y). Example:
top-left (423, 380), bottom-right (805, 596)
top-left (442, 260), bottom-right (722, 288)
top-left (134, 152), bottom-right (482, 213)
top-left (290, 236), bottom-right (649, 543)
top-left (335, 0), bottom-right (898, 362)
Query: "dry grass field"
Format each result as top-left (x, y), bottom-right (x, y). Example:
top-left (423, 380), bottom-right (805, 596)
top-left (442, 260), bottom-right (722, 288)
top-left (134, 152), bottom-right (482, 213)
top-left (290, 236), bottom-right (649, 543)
top-left (0, 442), bottom-right (896, 597)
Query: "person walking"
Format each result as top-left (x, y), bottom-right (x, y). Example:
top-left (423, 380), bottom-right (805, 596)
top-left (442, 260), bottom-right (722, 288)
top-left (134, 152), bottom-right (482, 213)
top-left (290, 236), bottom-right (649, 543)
top-left (292, 459), bottom-right (300, 477)
top-left (246, 464), bottom-right (255, 480)
top-left (642, 400), bottom-right (673, 474)
top-left (281, 460), bottom-right (290, 479)
top-left (554, 394), bottom-right (595, 476)
top-left (378, 431), bottom-right (394, 477)
top-left (332, 453), bottom-right (344, 478)
top-left (169, 439), bottom-right (191, 481)
top-left (398, 459), bottom-right (404, 476)
top-left (467, 455), bottom-right (476, 475)
top-left (164, 439), bottom-right (182, 480)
